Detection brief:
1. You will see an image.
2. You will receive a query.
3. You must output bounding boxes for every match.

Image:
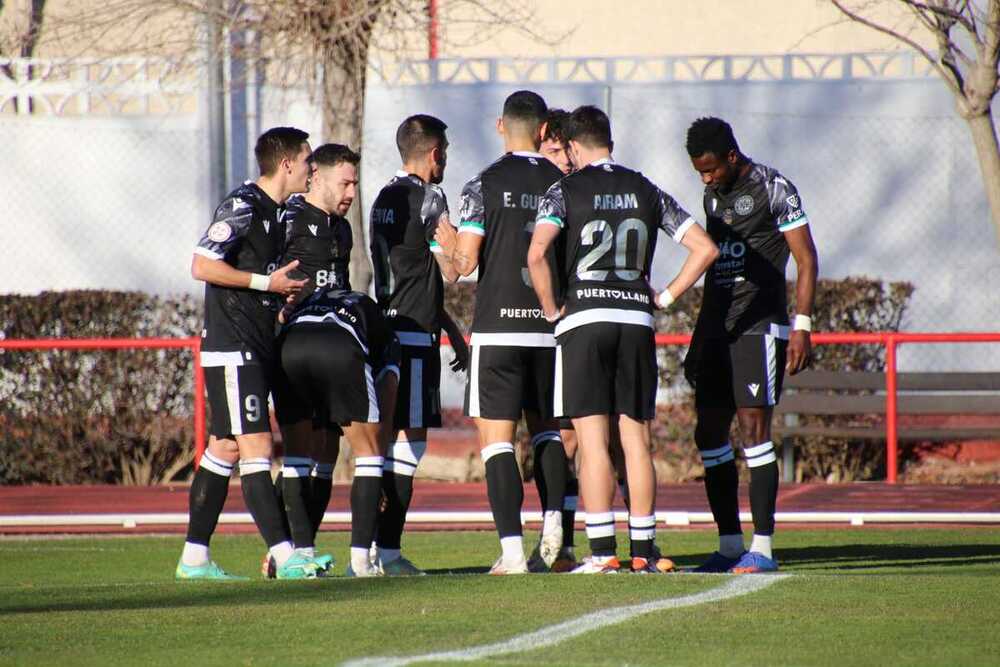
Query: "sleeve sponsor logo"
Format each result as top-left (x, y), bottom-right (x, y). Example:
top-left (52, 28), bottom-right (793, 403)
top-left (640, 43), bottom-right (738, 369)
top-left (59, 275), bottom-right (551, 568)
top-left (786, 195), bottom-right (800, 209)
top-left (734, 195), bottom-right (755, 216)
top-left (207, 221), bottom-right (232, 242)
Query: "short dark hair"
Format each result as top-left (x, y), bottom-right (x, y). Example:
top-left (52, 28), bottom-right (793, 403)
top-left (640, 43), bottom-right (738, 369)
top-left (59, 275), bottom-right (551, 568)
top-left (255, 127), bottom-right (309, 176)
top-left (311, 143), bottom-right (360, 168)
top-left (396, 114), bottom-right (448, 162)
top-left (542, 108), bottom-right (569, 143)
top-left (685, 117), bottom-right (740, 159)
top-left (502, 90), bottom-right (548, 125)
top-left (566, 105), bottom-right (612, 148)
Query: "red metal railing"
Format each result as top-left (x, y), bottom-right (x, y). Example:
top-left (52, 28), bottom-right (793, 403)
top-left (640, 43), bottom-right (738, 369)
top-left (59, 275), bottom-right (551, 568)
top-left (4, 331), bottom-right (999, 483)
top-left (0, 337), bottom-right (206, 466)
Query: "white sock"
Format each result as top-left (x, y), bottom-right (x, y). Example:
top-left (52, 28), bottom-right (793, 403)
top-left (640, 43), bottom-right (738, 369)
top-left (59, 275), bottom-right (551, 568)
top-left (750, 534), bottom-right (773, 559)
top-left (351, 547), bottom-right (373, 571)
top-left (500, 535), bottom-right (524, 563)
top-left (720, 534), bottom-right (745, 558)
top-left (269, 541), bottom-right (295, 567)
top-left (299, 546), bottom-right (316, 558)
top-left (379, 547), bottom-right (401, 564)
top-left (542, 510), bottom-right (561, 533)
top-left (181, 541), bottom-right (209, 567)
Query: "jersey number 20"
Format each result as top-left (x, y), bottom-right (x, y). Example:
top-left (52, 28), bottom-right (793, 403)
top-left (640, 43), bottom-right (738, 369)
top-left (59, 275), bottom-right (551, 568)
top-left (576, 218), bottom-right (649, 281)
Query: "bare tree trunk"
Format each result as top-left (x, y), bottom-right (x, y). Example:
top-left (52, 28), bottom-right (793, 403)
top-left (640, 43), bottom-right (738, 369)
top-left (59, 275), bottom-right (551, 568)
top-left (966, 112), bottom-right (1000, 243)
top-left (321, 50), bottom-right (372, 293)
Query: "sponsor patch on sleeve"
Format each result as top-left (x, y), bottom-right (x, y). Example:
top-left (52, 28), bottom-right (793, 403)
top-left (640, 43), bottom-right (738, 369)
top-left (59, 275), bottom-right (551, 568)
top-left (207, 221), bottom-right (233, 243)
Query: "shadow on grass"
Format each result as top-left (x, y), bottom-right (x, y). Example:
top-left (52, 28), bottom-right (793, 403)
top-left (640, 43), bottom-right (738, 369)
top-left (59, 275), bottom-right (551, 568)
top-left (774, 543), bottom-right (1000, 571)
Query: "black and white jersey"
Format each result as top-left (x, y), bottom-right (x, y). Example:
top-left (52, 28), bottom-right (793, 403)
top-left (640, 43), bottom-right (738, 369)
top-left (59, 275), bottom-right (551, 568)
top-left (458, 152), bottom-right (563, 346)
top-left (535, 158), bottom-right (695, 336)
top-left (369, 171), bottom-right (451, 341)
top-left (282, 290), bottom-right (400, 378)
top-left (698, 162), bottom-right (809, 337)
top-left (283, 194), bottom-right (352, 292)
top-left (194, 181), bottom-right (286, 366)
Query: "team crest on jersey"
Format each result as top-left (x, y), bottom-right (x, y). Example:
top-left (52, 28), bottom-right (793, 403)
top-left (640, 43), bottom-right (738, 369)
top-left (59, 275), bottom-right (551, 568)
top-left (207, 221), bottom-right (232, 242)
top-left (723, 208), bottom-right (735, 225)
top-left (734, 195), bottom-right (755, 216)
top-left (308, 224), bottom-right (318, 236)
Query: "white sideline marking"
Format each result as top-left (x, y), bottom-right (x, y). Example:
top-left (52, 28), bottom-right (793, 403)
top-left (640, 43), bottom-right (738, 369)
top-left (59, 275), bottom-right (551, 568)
top-left (341, 574), bottom-right (790, 667)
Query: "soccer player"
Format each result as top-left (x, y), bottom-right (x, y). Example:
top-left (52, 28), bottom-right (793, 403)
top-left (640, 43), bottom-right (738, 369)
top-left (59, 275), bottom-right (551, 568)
top-left (178, 126), bottom-right (323, 580)
top-left (369, 114), bottom-right (469, 576)
top-left (276, 289), bottom-right (400, 577)
top-left (433, 91), bottom-right (567, 574)
top-left (684, 117), bottom-right (818, 574)
top-left (539, 108), bottom-right (573, 176)
top-left (271, 144), bottom-right (360, 571)
top-left (528, 106), bottom-right (718, 574)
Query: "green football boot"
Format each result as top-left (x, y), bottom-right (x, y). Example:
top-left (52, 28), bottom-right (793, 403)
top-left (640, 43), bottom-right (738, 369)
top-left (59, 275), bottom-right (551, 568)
top-left (275, 551), bottom-right (322, 579)
top-left (175, 560), bottom-right (249, 581)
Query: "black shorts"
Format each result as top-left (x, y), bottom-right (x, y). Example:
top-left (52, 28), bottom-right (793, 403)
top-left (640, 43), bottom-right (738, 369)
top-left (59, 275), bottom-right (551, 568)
top-left (555, 323), bottom-right (658, 421)
top-left (204, 362), bottom-right (272, 437)
top-left (689, 328), bottom-right (789, 409)
top-left (394, 340), bottom-right (442, 430)
top-left (465, 345), bottom-right (556, 420)
top-left (275, 324), bottom-right (380, 426)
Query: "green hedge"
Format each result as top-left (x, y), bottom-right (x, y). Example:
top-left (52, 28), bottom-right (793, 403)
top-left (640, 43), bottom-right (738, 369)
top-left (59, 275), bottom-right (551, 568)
top-left (0, 291), bottom-right (200, 485)
top-left (447, 276), bottom-right (915, 482)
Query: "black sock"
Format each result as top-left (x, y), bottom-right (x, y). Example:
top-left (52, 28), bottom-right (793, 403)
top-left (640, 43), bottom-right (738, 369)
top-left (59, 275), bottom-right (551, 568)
top-left (585, 511), bottom-right (616, 557)
top-left (239, 460), bottom-right (290, 548)
top-left (351, 457), bottom-right (384, 549)
top-left (628, 514), bottom-right (656, 559)
top-left (185, 452), bottom-right (233, 546)
top-left (562, 477), bottom-right (578, 548)
top-left (532, 432), bottom-right (568, 512)
top-left (746, 441), bottom-right (779, 536)
top-left (281, 458), bottom-right (314, 549)
top-left (700, 443), bottom-right (742, 536)
top-left (309, 464), bottom-right (334, 540)
top-left (377, 471), bottom-right (413, 550)
top-left (483, 442), bottom-right (524, 539)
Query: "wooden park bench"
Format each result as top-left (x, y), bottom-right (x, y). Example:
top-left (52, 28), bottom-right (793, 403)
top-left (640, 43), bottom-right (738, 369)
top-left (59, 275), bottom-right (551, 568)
top-left (773, 370), bottom-right (1000, 481)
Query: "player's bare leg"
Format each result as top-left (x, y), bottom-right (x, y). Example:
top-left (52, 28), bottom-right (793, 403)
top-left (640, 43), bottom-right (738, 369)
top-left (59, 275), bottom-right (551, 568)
top-left (523, 410), bottom-right (567, 570)
top-left (570, 414), bottom-right (620, 573)
top-left (617, 415), bottom-right (671, 573)
top-left (730, 406), bottom-right (779, 573)
top-left (476, 417), bottom-right (527, 574)
top-left (693, 405), bottom-right (746, 572)
top-left (376, 426), bottom-right (427, 574)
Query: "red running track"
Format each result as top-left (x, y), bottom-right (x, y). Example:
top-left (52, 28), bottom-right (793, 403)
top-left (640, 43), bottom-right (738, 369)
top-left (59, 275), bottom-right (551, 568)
top-left (1, 483), bottom-right (999, 534)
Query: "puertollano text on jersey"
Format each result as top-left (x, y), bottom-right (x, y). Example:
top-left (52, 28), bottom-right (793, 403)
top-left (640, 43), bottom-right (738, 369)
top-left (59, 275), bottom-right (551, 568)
top-left (594, 193), bottom-right (639, 210)
top-left (499, 307), bottom-right (545, 319)
top-left (576, 288), bottom-right (650, 303)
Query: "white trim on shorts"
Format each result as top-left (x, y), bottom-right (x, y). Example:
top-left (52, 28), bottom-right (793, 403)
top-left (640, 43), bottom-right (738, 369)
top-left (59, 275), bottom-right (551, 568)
top-left (469, 332), bottom-right (556, 348)
top-left (223, 366), bottom-right (243, 436)
top-left (364, 362), bottom-right (380, 423)
top-left (201, 351), bottom-right (246, 367)
top-left (764, 334), bottom-right (777, 406)
top-left (397, 331), bottom-right (434, 347)
top-left (553, 344), bottom-right (564, 418)
top-left (467, 345), bottom-right (482, 418)
top-left (555, 309), bottom-right (654, 336)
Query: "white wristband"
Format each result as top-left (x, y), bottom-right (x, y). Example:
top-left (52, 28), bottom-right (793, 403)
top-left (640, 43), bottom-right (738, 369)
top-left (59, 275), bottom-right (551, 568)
top-left (544, 311), bottom-right (561, 323)
top-left (657, 288), bottom-right (675, 309)
top-left (793, 314), bottom-right (812, 332)
top-left (249, 273), bottom-right (271, 292)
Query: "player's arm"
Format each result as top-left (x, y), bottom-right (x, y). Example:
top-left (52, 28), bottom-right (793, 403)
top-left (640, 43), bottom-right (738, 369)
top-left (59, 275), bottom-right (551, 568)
top-left (439, 307), bottom-right (469, 372)
top-left (784, 225), bottom-right (818, 375)
top-left (772, 179), bottom-right (817, 375)
top-left (652, 189), bottom-right (719, 308)
top-left (528, 183), bottom-right (566, 321)
top-left (436, 176), bottom-right (485, 279)
top-left (193, 204), bottom-right (308, 296)
top-left (430, 213), bottom-right (462, 283)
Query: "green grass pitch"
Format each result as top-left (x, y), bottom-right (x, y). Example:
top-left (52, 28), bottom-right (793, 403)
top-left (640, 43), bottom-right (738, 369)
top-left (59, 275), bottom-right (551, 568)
top-left (2, 528), bottom-right (999, 666)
